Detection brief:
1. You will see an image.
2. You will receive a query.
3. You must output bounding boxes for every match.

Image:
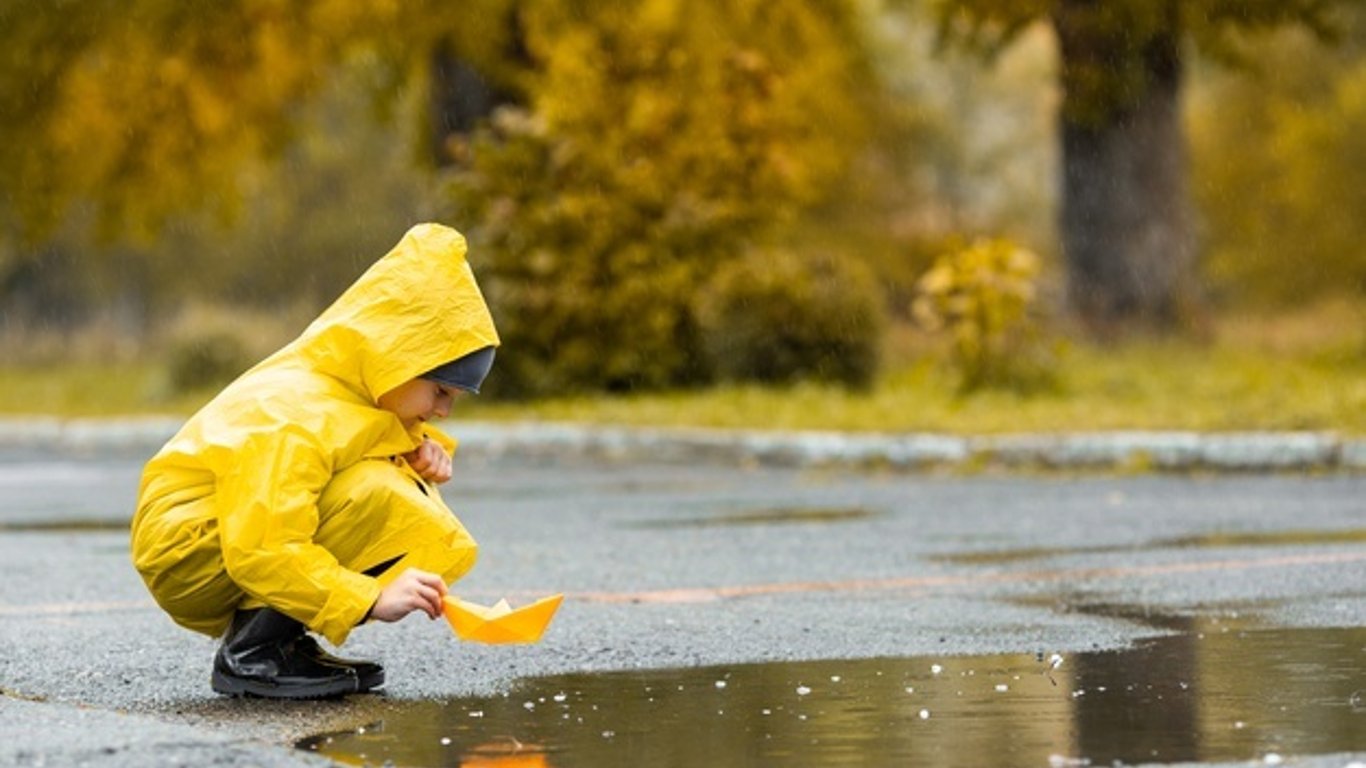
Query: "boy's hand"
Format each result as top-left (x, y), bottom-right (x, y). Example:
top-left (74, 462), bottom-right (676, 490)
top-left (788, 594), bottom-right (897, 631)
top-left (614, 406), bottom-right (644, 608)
top-left (404, 438), bottom-right (453, 484)
top-left (368, 568), bottom-right (448, 623)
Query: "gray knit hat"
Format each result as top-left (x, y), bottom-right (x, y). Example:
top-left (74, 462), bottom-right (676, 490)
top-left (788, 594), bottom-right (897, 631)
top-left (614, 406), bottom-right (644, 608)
top-left (421, 346), bottom-right (496, 394)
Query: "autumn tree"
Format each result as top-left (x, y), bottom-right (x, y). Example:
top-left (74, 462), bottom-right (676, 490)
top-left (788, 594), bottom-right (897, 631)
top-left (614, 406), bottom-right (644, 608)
top-left (929, 0), bottom-right (1353, 335)
top-left (1, 0), bottom-right (883, 391)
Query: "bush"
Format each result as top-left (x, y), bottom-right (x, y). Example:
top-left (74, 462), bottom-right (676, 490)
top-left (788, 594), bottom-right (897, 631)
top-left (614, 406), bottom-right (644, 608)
top-left (697, 248), bottom-right (885, 389)
top-left (442, 1), bottom-right (874, 397)
top-left (912, 238), bottom-right (1056, 392)
top-left (158, 303), bottom-right (300, 396)
top-left (164, 331), bottom-right (253, 394)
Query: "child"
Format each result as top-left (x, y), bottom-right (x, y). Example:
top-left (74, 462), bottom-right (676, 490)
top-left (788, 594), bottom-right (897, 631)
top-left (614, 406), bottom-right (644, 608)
top-left (131, 223), bottom-right (499, 699)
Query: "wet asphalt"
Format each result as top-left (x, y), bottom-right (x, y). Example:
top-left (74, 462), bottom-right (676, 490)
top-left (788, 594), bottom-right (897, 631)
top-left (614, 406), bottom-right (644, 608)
top-left (1, 443), bottom-right (1364, 767)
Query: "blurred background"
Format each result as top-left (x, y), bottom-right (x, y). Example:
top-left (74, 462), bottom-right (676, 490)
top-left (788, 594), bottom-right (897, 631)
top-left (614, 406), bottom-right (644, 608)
top-left (0, 0), bottom-right (1362, 428)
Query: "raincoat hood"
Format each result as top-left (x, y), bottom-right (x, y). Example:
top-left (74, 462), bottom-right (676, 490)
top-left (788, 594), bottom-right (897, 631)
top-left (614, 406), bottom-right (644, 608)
top-left (289, 223), bottom-right (500, 403)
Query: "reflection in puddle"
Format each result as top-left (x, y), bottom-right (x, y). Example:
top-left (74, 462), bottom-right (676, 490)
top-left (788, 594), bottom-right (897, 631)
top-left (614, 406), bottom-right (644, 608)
top-left (624, 507), bottom-right (877, 530)
top-left (940, 528), bottom-right (1366, 565)
top-left (299, 622), bottom-right (1366, 767)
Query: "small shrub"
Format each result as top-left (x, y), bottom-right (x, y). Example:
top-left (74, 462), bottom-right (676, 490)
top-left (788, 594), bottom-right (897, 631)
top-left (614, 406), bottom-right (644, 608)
top-left (165, 331), bottom-right (253, 394)
top-left (697, 248), bottom-right (885, 389)
top-left (159, 303), bottom-right (300, 396)
top-left (912, 238), bottom-right (1056, 392)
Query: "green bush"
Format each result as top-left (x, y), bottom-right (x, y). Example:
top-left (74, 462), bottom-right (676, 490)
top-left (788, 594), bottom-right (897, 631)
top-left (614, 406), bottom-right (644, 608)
top-left (912, 238), bottom-right (1056, 392)
top-left (165, 331), bottom-right (253, 394)
top-left (158, 302), bottom-right (299, 396)
top-left (697, 248), bottom-right (885, 389)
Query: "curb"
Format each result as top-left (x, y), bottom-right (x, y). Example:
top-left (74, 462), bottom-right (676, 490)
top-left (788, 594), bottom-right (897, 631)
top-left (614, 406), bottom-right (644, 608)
top-left (0, 417), bottom-right (1361, 473)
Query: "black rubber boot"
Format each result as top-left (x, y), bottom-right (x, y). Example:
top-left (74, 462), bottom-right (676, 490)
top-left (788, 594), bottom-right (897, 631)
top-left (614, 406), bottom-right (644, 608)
top-left (294, 635), bottom-right (385, 693)
top-left (211, 608), bottom-right (358, 699)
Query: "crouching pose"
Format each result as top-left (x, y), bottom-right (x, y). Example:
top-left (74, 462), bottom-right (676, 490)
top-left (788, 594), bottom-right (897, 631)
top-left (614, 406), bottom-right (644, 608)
top-left (131, 223), bottom-right (498, 699)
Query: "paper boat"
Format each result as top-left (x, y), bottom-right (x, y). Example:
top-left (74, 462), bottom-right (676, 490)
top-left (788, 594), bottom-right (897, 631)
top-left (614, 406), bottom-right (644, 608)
top-left (442, 593), bottom-right (564, 644)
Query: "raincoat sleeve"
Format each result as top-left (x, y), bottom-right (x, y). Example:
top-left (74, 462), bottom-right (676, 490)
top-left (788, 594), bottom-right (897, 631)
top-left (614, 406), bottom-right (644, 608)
top-left (216, 427), bottom-right (381, 646)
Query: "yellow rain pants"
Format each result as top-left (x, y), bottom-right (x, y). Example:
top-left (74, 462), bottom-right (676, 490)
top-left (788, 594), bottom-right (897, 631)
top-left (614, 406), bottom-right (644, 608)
top-left (131, 223), bottom-right (498, 646)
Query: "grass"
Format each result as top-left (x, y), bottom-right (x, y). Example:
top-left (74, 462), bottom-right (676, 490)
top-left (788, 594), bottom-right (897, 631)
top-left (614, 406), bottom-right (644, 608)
top-left (0, 363), bottom-right (210, 418)
top-left (474, 344), bottom-right (1364, 434)
top-left (2, 302), bottom-right (1362, 434)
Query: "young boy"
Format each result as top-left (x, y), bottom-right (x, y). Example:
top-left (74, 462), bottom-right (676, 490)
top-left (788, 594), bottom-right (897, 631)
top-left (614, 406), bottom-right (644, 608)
top-left (131, 223), bottom-right (499, 699)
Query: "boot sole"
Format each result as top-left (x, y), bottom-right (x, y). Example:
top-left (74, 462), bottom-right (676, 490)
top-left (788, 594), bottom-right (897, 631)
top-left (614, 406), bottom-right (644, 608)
top-left (212, 669), bottom-right (357, 699)
top-left (357, 669), bottom-right (385, 693)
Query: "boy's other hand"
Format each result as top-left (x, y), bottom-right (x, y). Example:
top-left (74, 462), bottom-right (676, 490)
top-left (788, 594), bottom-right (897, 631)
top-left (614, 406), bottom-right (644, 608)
top-left (404, 438), bottom-right (453, 484)
top-left (369, 568), bottom-right (448, 622)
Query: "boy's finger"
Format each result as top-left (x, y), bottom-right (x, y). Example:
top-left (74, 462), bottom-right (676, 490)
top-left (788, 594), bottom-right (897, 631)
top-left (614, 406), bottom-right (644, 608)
top-left (413, 587), bottom-right (436, 616)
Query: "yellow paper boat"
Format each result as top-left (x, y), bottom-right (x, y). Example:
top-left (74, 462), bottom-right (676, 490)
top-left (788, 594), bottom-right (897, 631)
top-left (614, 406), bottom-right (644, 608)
top-left (442, 593), bottom-right (564, 644)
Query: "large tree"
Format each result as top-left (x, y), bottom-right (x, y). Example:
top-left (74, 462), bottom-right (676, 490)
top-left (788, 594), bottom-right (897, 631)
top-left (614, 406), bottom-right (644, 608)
top-left (0, 0), bottom-right (879, 391)
top-left (930, 0), bottom-right (1350, 334)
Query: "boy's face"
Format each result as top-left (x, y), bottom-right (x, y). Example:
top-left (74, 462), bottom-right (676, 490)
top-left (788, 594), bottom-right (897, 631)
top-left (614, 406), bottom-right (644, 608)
top-left (377, 378), bottom-right (461, 428)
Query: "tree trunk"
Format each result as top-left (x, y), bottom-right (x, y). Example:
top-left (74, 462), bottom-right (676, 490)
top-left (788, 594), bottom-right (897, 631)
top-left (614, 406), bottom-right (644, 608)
top-left (1053, 1), bottom-right (1197, 335)
top-left (428, 41), bottom-right (510, 166)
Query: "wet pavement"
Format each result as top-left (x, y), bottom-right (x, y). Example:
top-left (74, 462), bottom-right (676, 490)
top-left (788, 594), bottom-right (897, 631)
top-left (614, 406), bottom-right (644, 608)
top-left (1, 447), bottom-right (1365, 767)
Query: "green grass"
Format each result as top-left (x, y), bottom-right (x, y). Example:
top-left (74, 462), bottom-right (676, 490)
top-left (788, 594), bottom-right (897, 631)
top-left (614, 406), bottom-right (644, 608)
top-left (3, 305), bottom-right (1362, 434)
top-left (471, 343), bottom-right (1364, 434)
top-left (0, 363), bottom-right (211, 418)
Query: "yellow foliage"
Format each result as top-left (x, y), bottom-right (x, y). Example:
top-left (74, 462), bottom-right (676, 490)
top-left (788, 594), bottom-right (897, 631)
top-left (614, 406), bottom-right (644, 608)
top-left (1190, 13), bottom-right (1366, 304)
top-left (0, 0), bottom-right (412, 241)
top-left (447, 0), bottom-right (877, 395)
top-left (913, 238), bottom-right (1055, 391)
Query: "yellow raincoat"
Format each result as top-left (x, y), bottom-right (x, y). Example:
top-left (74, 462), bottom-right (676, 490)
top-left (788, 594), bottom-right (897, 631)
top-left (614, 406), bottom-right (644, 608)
top-left (131, 223), bottom-right (499, 646)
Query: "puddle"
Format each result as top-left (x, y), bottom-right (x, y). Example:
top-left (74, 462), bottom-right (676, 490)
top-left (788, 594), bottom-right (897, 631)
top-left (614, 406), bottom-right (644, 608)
top-left (299, 622), bottom-right (1366, 767)
top-left (624, 506), bottom-right (877, 530)
top-left (940, 528), bottom-right (1366, 565)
